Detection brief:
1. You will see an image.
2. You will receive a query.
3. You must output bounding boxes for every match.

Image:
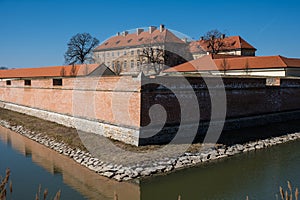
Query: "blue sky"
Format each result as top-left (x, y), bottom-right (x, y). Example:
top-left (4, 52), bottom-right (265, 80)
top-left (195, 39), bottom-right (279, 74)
top-left (1, 0), bottom-right (300, 68)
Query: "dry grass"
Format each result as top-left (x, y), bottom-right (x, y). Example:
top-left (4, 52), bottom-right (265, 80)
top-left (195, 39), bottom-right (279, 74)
top-left (0, 168), bottom-right (60, 200)
top-left (0, 107), bottom-right (210, 154)
top-left (0, 108), bottom-right (87, 151)
top-left (35, 184), bottom-right (61, 200)
top-left (278, 181), bottom-right (299, 200)
top-left (0, 168), bottom-right (11, 200)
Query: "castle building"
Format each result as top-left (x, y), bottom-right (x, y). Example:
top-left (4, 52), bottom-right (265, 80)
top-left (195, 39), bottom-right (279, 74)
top-left (189, 35), bottom-right (257, 59)
top-left (93, 25), bottom-right (192, 75)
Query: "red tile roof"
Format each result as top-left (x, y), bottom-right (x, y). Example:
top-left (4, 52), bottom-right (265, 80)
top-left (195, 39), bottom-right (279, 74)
top-left (164, 55), bottom-right (218, 72)
top-left (94, 29), bottom-right (185, 51)
top-left (190, 36), bottom-right (256, 53)
top-left (189, 41), bottom-right (206, 53)
top-left (165, 55), bottom-right (300, 72)
top-left (0, 64), bottom-right (101, 79)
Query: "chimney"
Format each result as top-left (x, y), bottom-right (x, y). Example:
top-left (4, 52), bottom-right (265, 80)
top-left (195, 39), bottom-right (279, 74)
top-left (182, 38), bottom-right (187, 43)
top-left (210, 35), bottom-right (215, 40)
top-left (159, 24), bottom-right (165, 32)
top-left (117, 32), bottom-right (120, 36)
top-left (122, 31), bottom-right (128, 36)
top-left (200, 36), bottom-right (204, 40)
top-left (137, 28), bottom-right (144, 35)
top-left (221, 34), bottom-right (225, 39)
top-left (149, 26), bottom-right (157, 34)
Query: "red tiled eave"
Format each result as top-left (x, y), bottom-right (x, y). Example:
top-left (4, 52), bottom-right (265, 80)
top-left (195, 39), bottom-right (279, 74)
top-left (165, 55), bottom-right (300, 73)
top-left (0, 64), bottom-right (100, 79)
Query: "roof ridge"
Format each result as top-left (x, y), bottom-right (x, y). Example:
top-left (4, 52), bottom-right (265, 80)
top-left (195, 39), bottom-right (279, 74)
top-left (278, 55), bottom-right (289, 67)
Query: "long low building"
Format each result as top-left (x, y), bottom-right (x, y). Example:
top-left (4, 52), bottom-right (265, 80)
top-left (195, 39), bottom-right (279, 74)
top-left (2, 63), bottom-right (300, 146)
top-left (164, 55), bottom-right (300, 77)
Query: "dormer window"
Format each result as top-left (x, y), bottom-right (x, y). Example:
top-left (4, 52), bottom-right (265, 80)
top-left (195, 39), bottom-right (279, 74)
top-left (128, 39), bottom-right (132, 43)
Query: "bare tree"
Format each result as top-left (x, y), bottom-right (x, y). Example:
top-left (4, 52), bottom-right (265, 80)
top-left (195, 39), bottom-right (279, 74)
top-left (112, 60), bottom-right (123, 75)
top-left (245, 59), bottom-right (250, 75)
top-left (220, 58), bottom-right (229, 75)
top-left (0, 66), bottom-right (8, 70)
top-left (138, 46), bottom-right (166, 74)
top-left (70, 64), bottom-right (77, 76)
top-left (64, 33), bottom-right (99, 64)
top-left (137, 34), bottom-right (166, 75)
top-left (84, 64), bottom-right (89, 75)
top-left (202, 29), bottom-right (228, 54)
top-left (60, 67), bottom-right (66, 77)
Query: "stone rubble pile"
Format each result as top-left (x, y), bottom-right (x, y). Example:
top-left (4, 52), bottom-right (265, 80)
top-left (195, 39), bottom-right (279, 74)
top-left (1, 119), bottom-right (300, 182)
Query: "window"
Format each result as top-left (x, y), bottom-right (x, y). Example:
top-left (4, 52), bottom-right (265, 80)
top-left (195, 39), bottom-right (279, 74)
top-left (107, 52), bottom-right (110, 57)
top-left (117, 51), bottom-right (120, 57)
top-left (53, 79), bottom-right (62, 86)
top-left (137, 61), bottom-right (140, 67)
top-left (6, 80), bottom-right (11, 85)
top-left (131, 60), bottom-right (134, 68)
top-left (124, 60), bottom-right (127, 69)
top-left (123, 50), bottom-right (127, 55)
top-left (24, 80), bottom-right (31, 86)
top-left (112, 52), bottom-right (114, 57)
top-left (131, 50), bottom-right (134, 56)
top-left (137, 49), bottom-right (140, 55)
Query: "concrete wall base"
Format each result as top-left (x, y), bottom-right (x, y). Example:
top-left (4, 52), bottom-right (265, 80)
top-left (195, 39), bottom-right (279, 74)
top-left (0, 101), bottom-right (139, 146)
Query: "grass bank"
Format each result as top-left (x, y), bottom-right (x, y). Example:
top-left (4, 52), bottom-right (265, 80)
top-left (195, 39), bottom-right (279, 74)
top-left (0, 107), bottom-right (87, 151)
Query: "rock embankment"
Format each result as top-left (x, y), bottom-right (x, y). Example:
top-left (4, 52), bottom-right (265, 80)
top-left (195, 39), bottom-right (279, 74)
top-left (1, 119), bottom-right (300, 182)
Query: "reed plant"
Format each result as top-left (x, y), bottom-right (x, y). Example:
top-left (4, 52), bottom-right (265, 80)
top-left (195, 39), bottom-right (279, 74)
top-left (278, 181), bottom-right (298, 200)
top-left (0, 168), bottom-right (12, 200)
top-left (0, 169), bottom-right (60, 200)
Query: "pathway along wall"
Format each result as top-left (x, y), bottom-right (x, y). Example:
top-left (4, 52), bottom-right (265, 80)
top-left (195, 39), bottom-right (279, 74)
top-left (1, 75), bottom-right (300, 146)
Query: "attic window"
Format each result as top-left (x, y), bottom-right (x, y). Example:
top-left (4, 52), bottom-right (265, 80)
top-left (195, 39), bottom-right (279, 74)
top-left (53, 78), bottom-right (63, 86)
top-left (6, 80), bottom-right (11, 85)
top-left (127, 39), bottom-right (132, 43)
top-left (116, 40), bottom-right (120, 44)
top-left (153, 36), bottom-right (158, 40)
top-left (24, 80), bottom-right (31, 86)
top-left (104, 42), bottom-right (109, 45)
top-left (138, 38), bottom-right (143, 41)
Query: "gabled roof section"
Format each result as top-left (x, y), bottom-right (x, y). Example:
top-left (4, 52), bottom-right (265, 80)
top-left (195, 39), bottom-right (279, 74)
top-left (189, 41), bottom-right (206, 54)
top-left (94, 29), bottom-right (185, 51)
top-left (164, 55), bottom-right (218, 72)
top-left (194, 36), bottom-right (257, 52)
top-left (164, 55), bottom-right (300, 73)
top-left (0, 64), bottom-right (111, 79)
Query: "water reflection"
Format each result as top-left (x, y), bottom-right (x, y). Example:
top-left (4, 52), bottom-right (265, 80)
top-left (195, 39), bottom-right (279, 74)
top-left (0, 127), bottom-right (140, 200)
top-left (2, 121), bottom-right (300, 200)
top-left (140, 139), bottom-right (300, 200)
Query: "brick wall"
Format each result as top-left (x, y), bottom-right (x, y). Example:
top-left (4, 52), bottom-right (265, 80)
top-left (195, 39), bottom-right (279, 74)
top-left (2, 75), bottom-right (300, 145)
top-left (0, 76), bottom-right (141, 128)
